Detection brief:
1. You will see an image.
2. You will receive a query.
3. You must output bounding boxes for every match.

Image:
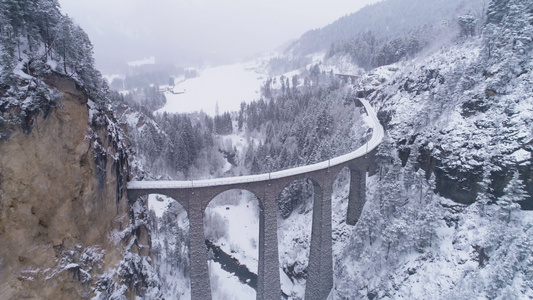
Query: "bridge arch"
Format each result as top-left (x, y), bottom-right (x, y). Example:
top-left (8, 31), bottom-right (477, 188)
top-left (127, 188), bottom-right (189, 213)
top-left (276, 178), bottom-right (319, 299)
top-left (203, 187), bottom-right (264, 212)
top-left (130, 193), bottom-right (193, 299)
top-left (204, 189), bottom-right (261, 299)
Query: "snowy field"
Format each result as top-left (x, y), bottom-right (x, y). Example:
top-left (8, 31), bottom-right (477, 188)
top-left (156, 62), bottom-right (266, 116)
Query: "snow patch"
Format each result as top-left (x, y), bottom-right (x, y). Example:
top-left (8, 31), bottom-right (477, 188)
top-left (511, 149), bottom-right (531, 164)
top-left (127, 56), bottom-right (156, 67)
top-left (156, 62), bottom-right (267, 116)
top-left (148, 194), bottom-right (173, 218)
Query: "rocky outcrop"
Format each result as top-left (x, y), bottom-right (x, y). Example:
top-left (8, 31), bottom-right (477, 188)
top-left (0, 76), bottom-right (133, 299)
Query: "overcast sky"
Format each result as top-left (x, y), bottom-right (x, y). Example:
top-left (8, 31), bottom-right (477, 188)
top-left (58, 0), bottom-right (381, 72)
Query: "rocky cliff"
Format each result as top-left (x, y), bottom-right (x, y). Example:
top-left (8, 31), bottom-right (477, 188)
top-left (0, 74), bottom-right (153, 299)
top-left (0, 2), bottom-right (161, 298)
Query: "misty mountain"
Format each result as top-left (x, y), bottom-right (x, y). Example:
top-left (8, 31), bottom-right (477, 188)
top-left (287, 0), bottom-right (488, 57)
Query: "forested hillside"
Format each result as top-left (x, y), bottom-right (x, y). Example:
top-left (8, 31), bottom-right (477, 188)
top-left (0, 0), bottom-right (108, 121)
top-left (123, 0), bottom-right (533, 298)
top-left (328, 0), bottom-right (533, 298)
top-left (288, 0), bottom-right (487, 70)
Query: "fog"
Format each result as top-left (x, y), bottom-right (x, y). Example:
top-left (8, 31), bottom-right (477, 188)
top-left (58, 0), bottom-right (380, 73)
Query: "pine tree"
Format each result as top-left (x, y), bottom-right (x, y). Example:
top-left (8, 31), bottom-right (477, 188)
top-left (316, 108), bottom-right (333, 139)
top-left (498, 170), bottom-right (527, 222)
top-left (375, 133), bottom-right (396, 180)
top-left (250, 157), bottom-right (261, 175)
top-left (486, 0), bottom-right (510, 25)
top-left (277, 147), bottom-right (289, 170)
top-left (476, 168), bottom-right (493, 216)
top-left (238, 102), bottom-right (245, 130)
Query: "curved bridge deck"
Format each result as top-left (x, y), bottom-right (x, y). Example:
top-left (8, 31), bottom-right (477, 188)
top-left (127, 98), bottom-right (383, 300)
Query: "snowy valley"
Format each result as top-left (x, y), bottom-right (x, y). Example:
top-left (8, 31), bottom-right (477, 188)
top-left (1, 0), bottom-right (532, 299)
top-left (123, 0), bottom-right (533, 298)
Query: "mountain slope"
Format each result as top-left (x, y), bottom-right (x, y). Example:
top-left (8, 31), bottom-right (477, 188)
top-left (287, 0), bottom-right (488, 56)
top-left (332, 0), bottom-right (533, 298)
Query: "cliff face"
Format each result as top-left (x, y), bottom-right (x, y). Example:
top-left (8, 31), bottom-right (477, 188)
top-left (0, 76), bottom-right (131, 299)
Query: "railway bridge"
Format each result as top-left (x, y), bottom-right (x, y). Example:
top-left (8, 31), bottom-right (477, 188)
top-left (127, 98), bottom-right (384, 300)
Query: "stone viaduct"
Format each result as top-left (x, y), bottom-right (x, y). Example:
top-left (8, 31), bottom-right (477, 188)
top-left (127, 98), bottom-right (384, 300)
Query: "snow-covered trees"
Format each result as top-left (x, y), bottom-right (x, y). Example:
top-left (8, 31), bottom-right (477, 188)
top-left (290, 0), bottom-right (485, 57)
top-left (498, 171), bottom-right (527, 222)
top-left (122, 85), bottom-right (166, 113)
top-left (123, 105), bottom-right (215, 179)
top-left (231, 66), bottom-right (368, 176)
top-left (483, 0), bottom-right (533, 86)
top-left (458, 14), bottom-right (478, 38)
top-left (148, 198), bottom-right (191, 298)
top-left (331, 1), bottom-right (533, 298)
top-left (336, 160), bottom-right (532, 299)
top-left (214, 112), bottom-right (232, 135)
top-left (0, 0), bottom-right (111, 136)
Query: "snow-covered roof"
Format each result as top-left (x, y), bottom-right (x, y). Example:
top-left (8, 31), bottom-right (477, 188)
top-left (128, 98), bottom-right (383, 189)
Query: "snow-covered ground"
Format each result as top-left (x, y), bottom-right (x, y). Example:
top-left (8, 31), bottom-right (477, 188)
top-left (148, 194), bottom-right (173, 218)
top-left (127, 56), bottom-right (156, 67)
top-left (156, 62), bottom-right (266, 116)
top-left (209, 260), bottom-right (256, 300)
top-left (206, 191), bottom-right (260, 274)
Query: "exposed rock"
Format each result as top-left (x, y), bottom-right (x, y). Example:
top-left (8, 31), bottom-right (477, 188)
top-left (0, 76), bottom-right (131, 299)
